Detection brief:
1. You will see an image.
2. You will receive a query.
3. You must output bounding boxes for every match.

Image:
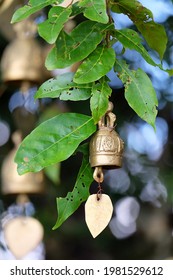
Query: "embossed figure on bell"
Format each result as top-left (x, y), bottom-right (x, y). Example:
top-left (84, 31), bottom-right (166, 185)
top-left (89, 102), bottom-right (124, 170)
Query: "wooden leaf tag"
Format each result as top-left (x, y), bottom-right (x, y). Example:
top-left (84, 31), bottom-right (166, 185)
top-left (85, 194), bottom-right (113, 238)
top-left (4, 217), bottom-right (44, 259)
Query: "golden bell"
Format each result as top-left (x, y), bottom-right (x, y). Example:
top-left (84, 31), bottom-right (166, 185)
top-left (0, 19), bottom-right (50, 85)
top-left (1, 37), bottom-right (45, 84)
top-left (1, 131), bottom-right (45, 195)
top-left (0, 0), bottom-right (23, 41)
top-left (89, 102), bottom-right (124, 169)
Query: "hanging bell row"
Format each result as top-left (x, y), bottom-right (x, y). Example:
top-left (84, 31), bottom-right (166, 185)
top-left (89, 102), bottom-right (124, 182)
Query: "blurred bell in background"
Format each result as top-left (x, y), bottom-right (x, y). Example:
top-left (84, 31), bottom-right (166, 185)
top-left (0, 0), bottom-right (48, 260)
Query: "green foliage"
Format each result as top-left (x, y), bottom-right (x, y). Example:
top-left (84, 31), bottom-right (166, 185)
top-left (38, 6), bottom-right (72, 44)
top-left (44, 163), bottom-right (61, 185)
top-left (53, 144), bottom-right (93, 229)
top-left (78, 0), bottom-right (109, 24)
top-left (114, 29), bottom-right (172, 74)
top-left (45, 21), bottom-right (113, 69)
top-left (90, 77), bottom-right (112, 124)
top-left (15, 113), bottom-right (96, 174)
top-left (35, 72), bottom-right (92, 101)
top-left (12, 0), bottom-right (172, 229)
top-left (11, 0), bottom-right (60, 23)
top-left (110, 0), bottom-right (167, 59)
top-left (74, 46), bottom-right (115, 83)
top-left (114, 60), bottom-right (158, 129)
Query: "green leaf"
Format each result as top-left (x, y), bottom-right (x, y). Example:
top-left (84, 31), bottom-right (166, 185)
top-left (114, 29), bottom-right (158, 66)
top-left (44, 163), bottom-right (61, 185)
top-left (15, 113), bottom-right (96, 174)
top-left (137, 21), bottom-right (167, 61)
top-left (110, 0), bottom-right (153, 18)
top-left (38, 6), bottom-right (72, 44)
top-left (53, 148), bottom-right (93, 229)
top-left (110, 0), bottom-right (167, 59)
top-left (45, 21), bottom-right (112, 69)
top-left (38, 106), bottom-right (61, 125)
top-left (114, 28), bottom-right (172, 75)
top-left (35, 72), bottom-right (92, 101)
top-left (71, 2), bottom-right (85, 16)
top-left (11, 0), bottom-right (59, 23)
top-left (90, 77), bottom-right (112, 123)
top-left (74, 46), bottom-right (116, 84)
top-left (114, 60), bottom-right (158, 129)
top-left (79, 0), bottom-right (109, 24)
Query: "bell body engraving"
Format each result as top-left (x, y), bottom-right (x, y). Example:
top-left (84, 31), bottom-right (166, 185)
top-left (90, 128), bottom-right (124, 169)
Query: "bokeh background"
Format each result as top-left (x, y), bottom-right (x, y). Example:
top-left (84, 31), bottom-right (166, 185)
top-left (0, 0), bottom-right (173, 260)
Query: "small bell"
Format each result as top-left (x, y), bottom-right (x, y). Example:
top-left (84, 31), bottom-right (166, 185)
top-left (1, 131), bottom-right (45, 195)
top-left (0, 19), bottom-right (50, 85)
top-left (0, 0), bottom-right (23, 41)
top-left (89, 102), bottom-right (124, 176)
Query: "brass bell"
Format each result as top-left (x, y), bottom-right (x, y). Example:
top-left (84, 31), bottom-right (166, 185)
top-left (1, 37), bottom-right (44, 84)
top-left (89, 102), bottom-right (124, 181)
top-left (1, 131), bottom-right (45, 195)
top-left (0, 0), bottom-right (23, 41)
top-left (0, 19), bottom-right (50, 85)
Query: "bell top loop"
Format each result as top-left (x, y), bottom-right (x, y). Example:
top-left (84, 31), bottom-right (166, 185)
top-left (98, 102), bottom-right (116, 130)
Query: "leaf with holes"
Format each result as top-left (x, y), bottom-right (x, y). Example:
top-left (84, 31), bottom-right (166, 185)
top-left (110, 0), bottom-right (153, 19)
top-left (79, 0), bottom-right (108, 24)
top-left (38, 6), bottom-right (72, 44)
top-left (15, 113), bottom-right (96, 174)
top-left (110, 0), bottom-right (167, 59)
top-left (11, 0), bottom-right (60, 23)
top-left (35, 72), bottom-right (92, 101)
top-left (114, 60), bottom-right (158, 129)
top-left (74, 46), bottom-right (115, 84)
top-left (90, 77), bottom-right (112, 124)
top-left (53, 148), bottom-right (93, 229)
top-left (45, 21), bottom-right (112, 69)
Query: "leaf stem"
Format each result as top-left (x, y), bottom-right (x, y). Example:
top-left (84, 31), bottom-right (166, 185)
top-left (67, 0), bottom-right (74, 8)
top-left (106, 0), bottom-right (113, 48)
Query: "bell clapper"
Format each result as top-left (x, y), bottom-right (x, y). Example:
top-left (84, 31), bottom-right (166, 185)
top-left (93, 166), bottom-right (104, 201)
top-left (93, 166), bottom-right (104, 183)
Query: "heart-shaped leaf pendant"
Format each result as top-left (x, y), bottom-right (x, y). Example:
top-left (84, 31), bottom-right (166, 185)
top-left (4, 216), bottom-right (44, 259)
top-left (85, 194), bottom-right (113, 238)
